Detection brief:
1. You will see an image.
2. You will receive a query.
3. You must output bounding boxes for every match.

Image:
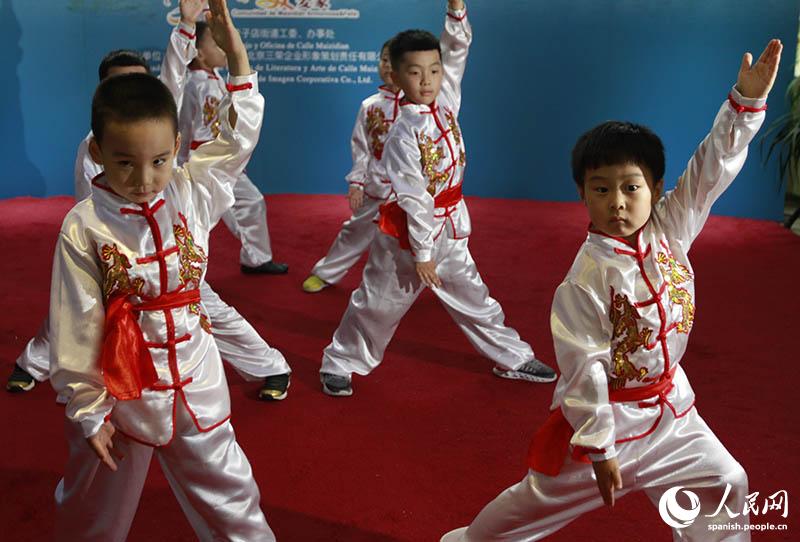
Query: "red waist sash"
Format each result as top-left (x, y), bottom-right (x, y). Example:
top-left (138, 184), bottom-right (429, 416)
top-left (527, 369), bottom-right (676, 476)
top-left (378, 184), bottom-right (463, 250)
top-left (101, 288), bottom-right (201, 401)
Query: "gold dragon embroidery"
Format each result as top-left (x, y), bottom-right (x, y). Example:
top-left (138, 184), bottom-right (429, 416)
top-left (365, 106), bottom-right (389, 160)
top-left (656, 251), bottom-right (695, 334)
top-left (173, 213), bottom-right (207, 289)
top-left (203, 95), bottom-right (221, 138)
top-left (418, 133), bottom-right (449, 195)
top-left (188, 303), bottom-right (212, 334)
top-left (445, 109), bottom-right (462, 146)
top-left (609, 288), bottom-right (652, 390)
top-left (100, 244), bottom-right (145, 301)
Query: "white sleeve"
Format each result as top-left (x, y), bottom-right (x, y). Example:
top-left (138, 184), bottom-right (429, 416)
top-left (73, 136), bottom-right (100, 201)
top-left (551, 281), bottom-right (617, 461)
top-left (658, 87), bottom-right (767, 252)
top-left (439, 4), bottom-right (472, 114)
top-left (159, 22), bottom-right (198, 112)
top-left (177, 78), bottom-right (200, 166)
top-left (383, 132), bottom-right (435, 262)
top-left (344, 103), bottom-right (370, 189)
top-left (183, 72), bottom-right (265, 228)
top-left (49, 230), bottom-right (114, 439)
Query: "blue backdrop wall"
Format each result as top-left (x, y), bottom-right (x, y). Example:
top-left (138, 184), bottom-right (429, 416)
top-left (0, 0), bottom-right (796, 220)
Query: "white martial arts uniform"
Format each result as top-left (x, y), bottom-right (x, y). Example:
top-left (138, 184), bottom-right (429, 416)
top-left (16, 23), bottom-right (289, 384)
top-left (179, 67), bottom-right (274, 268)
top-left (321, 5), bottom-right (536, 378)
top-left (310, 85), bottom-right (402, 284)
top-left (50, 73), bottom-right (275, 542)
top-left (442, 88), bottom-right (767, 542)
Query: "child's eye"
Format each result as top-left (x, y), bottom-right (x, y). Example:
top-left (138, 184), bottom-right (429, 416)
top-left (627, 185), bottom-right (639, 192)
top-left (595, 187), bottom-right (608, 193)
top-left (117, 161), bottom-right (132, 168)
top-left (154, 158), bottom-right (167, 166)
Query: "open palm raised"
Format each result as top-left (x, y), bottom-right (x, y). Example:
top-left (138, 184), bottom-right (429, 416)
top-left (736, 39), bottom-right (783, 99)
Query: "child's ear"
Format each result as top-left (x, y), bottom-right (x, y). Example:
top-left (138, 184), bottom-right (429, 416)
top-left (88, 137), bottom-right (104, 165)
top-left (577, 184), bottom-right (586, 203)
top-left (653, 179), bottom-right (664, 201)
top-left (174, 133), bottom-right (181, 156)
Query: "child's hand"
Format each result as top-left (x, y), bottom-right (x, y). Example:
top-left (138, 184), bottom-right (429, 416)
top-left (447, 0), bottom-right (465, 10)
top-left (87, 421), bottom-right (124, 472)
top-left (206, 0), bottom-right (250, 76)
top-left (416, 260), bottom-right (442, 288)
top-left (347, 186), bottom-right (364, 211)
top-left (592, 457), bottom-right (622, 507)
top-left (180, 0), bottom-right (205, 26)
top-left (736, 39), bottom-right (783, 100)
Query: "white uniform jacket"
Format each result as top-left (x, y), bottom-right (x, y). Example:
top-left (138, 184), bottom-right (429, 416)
top-left (549, 88), bottom-right (767, 462)
top-left (50, 74), bottom-right (264, 446)
top-left (379, 6), bottom-right (471, 263)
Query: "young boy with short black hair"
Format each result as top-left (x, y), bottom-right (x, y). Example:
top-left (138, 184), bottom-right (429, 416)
top-left (319, 0), bottom-right (555, 396)
top-left (441, 38), bottom-right (782, 542)
top-left (49, 2), bottom-right (277, 539)
top-left (302, 38), bottom-right (402, 293)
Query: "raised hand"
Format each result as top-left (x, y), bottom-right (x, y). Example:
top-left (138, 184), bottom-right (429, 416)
top-left (180, 0), bottom-right (205, 26)
top-left (736, 39), bottom-right (783, 99)
top-left (206, 0), bottom-right (249, 75)
top-left (447, 0), bottom-right (465, 10)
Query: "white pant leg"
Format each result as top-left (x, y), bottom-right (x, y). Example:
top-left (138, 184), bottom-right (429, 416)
top-left (55, 417), bottom-right (154, 542)
top-left (201, 281), bottom-right (290, 380)
top-left (433, 237), bottom-right (533, 371)
top-left (311, 197), bottom-right (382, 284)
top-left (221, 172), bottom-right (273, 267)
top-left (156, 397), bottom-right (275, 542)
top-left (449, 407), bottom-right (748, 542)
top-left (320, 233), bottom-right (423, 377)
top-left (639, 409), bottom-right (750, 542)
top-left (15, 316), bottom-right (51, 381)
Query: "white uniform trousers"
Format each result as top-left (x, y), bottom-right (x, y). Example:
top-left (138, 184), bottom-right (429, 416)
top-left (443, 407), bottom-right (750, 542)
top-left (17, 282), bottom-right (288, 383)
top-left (54, 397), bottom-right (275, 542)
top-left (321, 232), bottom-right (534, 377)
top-left (221, 172), bottom-right (273, 267)
top-left (311, 196), bottom-right (382, 284)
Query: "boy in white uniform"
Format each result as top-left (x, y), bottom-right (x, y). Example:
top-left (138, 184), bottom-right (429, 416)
top-left (179, 21), bottom-right (288, 275)
top-left (441, 39), bottom-right (782, 542)
top-left (8, 0), bottom-right (291, 401)
top-left (319, 0), bottom-right (556, 396)
top-left (302, 39), bottom-right (402, 293)
top-left (51, 2), bottom-right (278, 540)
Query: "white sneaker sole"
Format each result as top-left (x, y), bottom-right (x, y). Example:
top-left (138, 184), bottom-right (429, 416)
top-left (320, 376), bottom-right (353, 397)
top-left (492, 366), bottom-right (557, 384)
top-left (6, 379), bottom-right (35, 392)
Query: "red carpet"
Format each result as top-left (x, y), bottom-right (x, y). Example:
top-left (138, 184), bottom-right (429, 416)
top-left (1, 194), bottom-right (798, 541)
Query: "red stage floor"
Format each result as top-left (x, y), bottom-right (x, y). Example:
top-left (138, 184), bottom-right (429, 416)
top-left (1, 194), bottom-right (797, 541)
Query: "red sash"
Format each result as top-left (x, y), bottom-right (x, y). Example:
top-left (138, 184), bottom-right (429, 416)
top-left (527, 369), bottom-right (676, 476)
top-left (101, 289), bottom-right (201, 401)
top-left (378, 184), bottom-right (463, 250)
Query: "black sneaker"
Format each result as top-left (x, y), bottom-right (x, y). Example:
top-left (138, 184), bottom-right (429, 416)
top-left (259, 373), bottom-right (290, 401)
top-left (241, 261), bottom-right (289, 275)
top-left (320, 372), bottom-right (353, 397)
top-left (493, 359), bottom-right (557, 383)
top-left (6, 364), bottom-right (35, 393)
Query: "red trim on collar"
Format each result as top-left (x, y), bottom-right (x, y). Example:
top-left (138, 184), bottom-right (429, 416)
top-left (378, 84), bottom-right (401, 96)
top-left (588, 224), bottom-right (646, 250)
top-left (179, 28), bottom-right (196, 40)
top-left (727, 93), bottom-right (767, 113)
